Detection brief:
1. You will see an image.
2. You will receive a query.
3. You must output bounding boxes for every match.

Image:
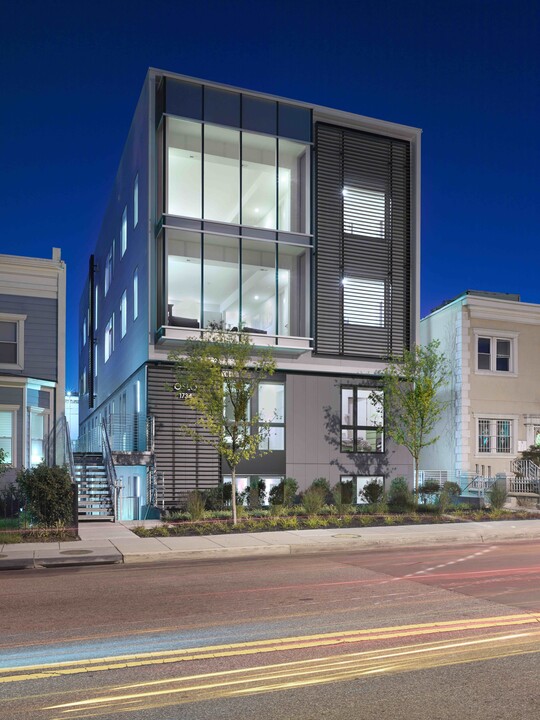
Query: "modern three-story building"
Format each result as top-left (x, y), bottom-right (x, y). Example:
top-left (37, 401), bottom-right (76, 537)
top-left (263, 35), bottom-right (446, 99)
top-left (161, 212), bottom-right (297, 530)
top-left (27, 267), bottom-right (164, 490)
top-left (78, 69), bottom-right (420, 512)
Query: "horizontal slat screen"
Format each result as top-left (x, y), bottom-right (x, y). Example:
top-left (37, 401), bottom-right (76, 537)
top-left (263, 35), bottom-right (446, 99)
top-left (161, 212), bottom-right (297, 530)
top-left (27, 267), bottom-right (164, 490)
top-left (147, 364), bottom-right (221, 505)
top-left (315, 123), bottom-right (411, 359)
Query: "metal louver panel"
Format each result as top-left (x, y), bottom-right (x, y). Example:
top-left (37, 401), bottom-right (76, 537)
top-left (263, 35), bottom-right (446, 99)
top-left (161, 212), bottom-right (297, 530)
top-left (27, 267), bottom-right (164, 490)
top-left (315, 123), bottom-right (411, 359)
top-left (147, 364), bottom-right (221, 505)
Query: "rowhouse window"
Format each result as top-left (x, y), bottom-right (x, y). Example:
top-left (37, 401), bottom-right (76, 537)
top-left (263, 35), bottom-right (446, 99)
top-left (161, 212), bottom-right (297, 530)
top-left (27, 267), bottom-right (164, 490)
top-left (341, 387), bottom-right (383, 453)
top-left (476, 335), bottom-right (514, 373)
top-left (0, 315), bottom-right (25, 369)
top-left (121, 206), bottom-right (127, 256)
top-left (0, 409), bottom-right (16, 465)
top-left (343, 277), bottom-right (385, 328)
top-left (120, 290), bottom-right (127, 338)
top-left (0, 321), bottom-right (18, 365)
top-left (258, 382), bottom-right (285, 451)
top-left (478, 418), bottom-right (513, 454)
top-left (104, 315), bottom-right (114, 362)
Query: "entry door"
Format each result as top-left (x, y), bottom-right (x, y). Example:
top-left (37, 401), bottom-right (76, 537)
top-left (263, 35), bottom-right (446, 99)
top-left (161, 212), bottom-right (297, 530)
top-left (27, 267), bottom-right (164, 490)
top-left (120, 475), bottom-right (140, 521)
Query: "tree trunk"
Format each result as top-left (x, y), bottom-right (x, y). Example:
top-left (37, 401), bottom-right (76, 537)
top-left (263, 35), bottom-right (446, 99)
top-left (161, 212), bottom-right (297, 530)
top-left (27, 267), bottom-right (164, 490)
top-left (231, 466), bottom-right (237, 526)
top-left (414, 456), bottom-right (419, 492)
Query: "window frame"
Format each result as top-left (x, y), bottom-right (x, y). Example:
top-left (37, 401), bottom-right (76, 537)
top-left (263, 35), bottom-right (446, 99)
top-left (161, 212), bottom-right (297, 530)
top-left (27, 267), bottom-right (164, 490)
top-left (475, 414), bottom-right (517, 456)
top-left (474, 329), bottom-right (518, 376)
top-left (340, 385), bottom-right (384, 454)
top-left (0, 313), bottom-right (26, 370)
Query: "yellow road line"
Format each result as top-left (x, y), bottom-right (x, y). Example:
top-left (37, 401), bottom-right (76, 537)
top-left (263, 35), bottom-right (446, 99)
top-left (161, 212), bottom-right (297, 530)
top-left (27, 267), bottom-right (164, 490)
top-left (2, 612), bottom-right (539, 685)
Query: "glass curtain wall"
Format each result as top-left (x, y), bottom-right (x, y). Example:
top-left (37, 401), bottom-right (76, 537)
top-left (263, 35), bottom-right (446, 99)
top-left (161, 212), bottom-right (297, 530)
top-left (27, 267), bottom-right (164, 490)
top-left (165, 118), bottom-right (310, 233)
top-left (166, 229), bottom-right (309, 336)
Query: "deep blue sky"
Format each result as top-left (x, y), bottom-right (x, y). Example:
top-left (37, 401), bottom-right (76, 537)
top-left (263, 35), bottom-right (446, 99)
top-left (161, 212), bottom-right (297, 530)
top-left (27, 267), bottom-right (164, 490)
top-left (1, 0), bottom-right (539, 390)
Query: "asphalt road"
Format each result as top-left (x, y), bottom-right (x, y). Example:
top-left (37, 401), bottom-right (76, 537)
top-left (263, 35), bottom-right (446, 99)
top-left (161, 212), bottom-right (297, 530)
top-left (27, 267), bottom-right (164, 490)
top-left (2, 539), bottom-right (540, 719)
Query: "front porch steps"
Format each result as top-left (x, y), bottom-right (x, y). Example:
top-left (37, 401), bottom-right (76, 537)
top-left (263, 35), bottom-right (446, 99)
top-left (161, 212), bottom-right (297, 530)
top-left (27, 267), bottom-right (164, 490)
top-left (73, 452), bottom-right (114, 521)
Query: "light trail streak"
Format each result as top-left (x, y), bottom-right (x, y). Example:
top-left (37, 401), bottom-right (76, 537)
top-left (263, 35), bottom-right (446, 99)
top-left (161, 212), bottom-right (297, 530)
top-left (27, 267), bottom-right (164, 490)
top-left (44, 631), bottom-right (540, 717)
top-left (2, 612), bottom-right (539, 685)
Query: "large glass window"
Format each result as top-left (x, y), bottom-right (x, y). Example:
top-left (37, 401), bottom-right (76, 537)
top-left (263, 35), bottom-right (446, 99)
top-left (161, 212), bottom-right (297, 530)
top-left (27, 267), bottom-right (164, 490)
top-left (242, 133), bottom-right (276, 228)
top-left (204, 125), bottom-right (240, 223)
top-left (241, 239), bottom-right (275, 334)
top-left (104, 315), bottom-right (114, 362)
top-left (167, 230), bottom-right (201, 328)
top-left (278, 244), bottom-right (309, 337)
top-left (167, 118), bottom-right (202, 218)
top-left (258, 382), bottom-right (285, 451)
top-left (104, 242), bottom-right (114, 296)
top-left (279, 139), bottom-right (310, 233)
top-left (341, 387), bottom-right (383, 453)
top-left (133, 174), bottom-right (139, 228)
top-left (203, 234), bottom-right (239, 328)
top-left (343, 277), bottom-right (385, 327)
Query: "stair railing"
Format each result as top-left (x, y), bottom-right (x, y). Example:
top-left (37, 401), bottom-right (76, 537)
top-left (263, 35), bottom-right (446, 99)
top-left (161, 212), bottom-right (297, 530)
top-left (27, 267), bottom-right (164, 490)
top-left (100, 418), bottom-right (120, 522)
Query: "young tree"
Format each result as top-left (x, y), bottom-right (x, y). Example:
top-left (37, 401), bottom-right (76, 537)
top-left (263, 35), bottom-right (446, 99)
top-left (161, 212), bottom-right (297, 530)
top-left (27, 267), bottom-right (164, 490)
top-left (370, 340), bottom-right (450, 490)
top-left (169, 326), bottom-right (276, 524)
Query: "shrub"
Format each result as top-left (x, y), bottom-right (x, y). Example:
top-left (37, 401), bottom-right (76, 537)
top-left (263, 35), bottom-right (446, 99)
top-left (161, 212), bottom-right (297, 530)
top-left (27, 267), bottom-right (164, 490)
top-left (436, 488), bottom-right (452, 515)
top-left (248, 476), bottom-right (266, 509)
top-left (339, 478), bottom-right (355, 505)
top-left (204, 485), bottom-right (225, 511)
top-left (311, 478), bottom-right (333, 504)
top-left (186, 490), bottom-right (205, 520)
top-left (388, 477), bottom-right (414, 511)
top-left (302, 486), bottom-right (325, 515)
top-left (17, 464), bottom-right (74, 527)
top-left (269, 477), bottom-right (298, 506)
top-left (361, 479), bottom-right (384, 505)
top-left (489, 480), bottom-right (508, 510)
top-left (442, 481), bottom-right (461, 497)
top-left (331, 483), bottom-right (354, 515)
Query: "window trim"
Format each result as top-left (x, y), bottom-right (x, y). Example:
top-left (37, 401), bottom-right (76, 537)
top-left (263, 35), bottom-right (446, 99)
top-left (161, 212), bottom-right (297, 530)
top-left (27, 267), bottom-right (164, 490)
top-left (340, 385), bottom-right (384, 454)
top-left (473, 329), bottom-right (518, 376)
top-left (0, 313), bottom-right (26, 371)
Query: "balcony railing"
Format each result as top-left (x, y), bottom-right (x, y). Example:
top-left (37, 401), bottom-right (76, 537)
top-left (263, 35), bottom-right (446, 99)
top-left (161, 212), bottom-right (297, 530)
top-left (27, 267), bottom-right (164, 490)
top-left (76, 413), bottom-right (149, 454)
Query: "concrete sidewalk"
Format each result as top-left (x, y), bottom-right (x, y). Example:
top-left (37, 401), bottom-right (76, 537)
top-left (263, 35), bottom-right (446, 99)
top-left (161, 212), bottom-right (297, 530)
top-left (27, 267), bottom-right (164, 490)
top-left (2, 518), bottom-right (540, 570)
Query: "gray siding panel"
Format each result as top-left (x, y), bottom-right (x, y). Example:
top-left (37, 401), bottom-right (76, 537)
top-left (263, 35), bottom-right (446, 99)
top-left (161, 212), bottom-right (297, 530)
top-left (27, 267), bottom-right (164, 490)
top-left (147, 364), bottom-right (220, 504)
top-left (0, 294), bottom-right (57, 381)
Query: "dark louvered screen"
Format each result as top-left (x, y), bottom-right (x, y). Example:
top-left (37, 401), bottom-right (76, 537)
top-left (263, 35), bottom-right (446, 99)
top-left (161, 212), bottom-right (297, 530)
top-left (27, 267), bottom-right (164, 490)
top-left (315, 123), bottom-right (411, 359)
top-left (147, 364), bottom-right (221, 505)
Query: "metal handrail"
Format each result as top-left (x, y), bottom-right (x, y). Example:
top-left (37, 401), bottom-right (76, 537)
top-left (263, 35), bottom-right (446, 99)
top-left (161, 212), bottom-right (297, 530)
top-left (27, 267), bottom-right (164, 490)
top-left (63, 416), bottom-right (75, 480)
top-left (511, 458), bottom-right (540, 480)
top-left (100, 419), bottom-right (120, 522)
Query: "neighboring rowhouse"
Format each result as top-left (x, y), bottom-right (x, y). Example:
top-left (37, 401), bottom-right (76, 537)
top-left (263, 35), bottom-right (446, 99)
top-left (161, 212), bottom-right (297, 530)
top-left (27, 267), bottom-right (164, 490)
top-left (78, 68), bottom-right (420, 513)
top-left (420, 290), bottom-right (540, 482)
top-left (0, 249), bottom-right (66, 484)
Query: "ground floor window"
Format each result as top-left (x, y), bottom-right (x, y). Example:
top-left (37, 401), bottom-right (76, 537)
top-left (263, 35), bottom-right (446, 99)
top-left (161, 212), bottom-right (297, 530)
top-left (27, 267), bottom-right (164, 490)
top-left (340, 475), bottom-right (384, 504)
top-left (477, 418), bottom-right (514, 454)
top-left (29, 410), bottom-right (49, 467)
top-left (340, 386), bottom-right (383, 453)
top-left (223, 475), bottom-right (283, 505)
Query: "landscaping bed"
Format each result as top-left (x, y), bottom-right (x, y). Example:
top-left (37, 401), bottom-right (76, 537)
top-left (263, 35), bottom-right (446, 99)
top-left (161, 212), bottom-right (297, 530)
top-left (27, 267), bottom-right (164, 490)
top-left (132, 508), bottom-right (540, 538)
top-left (0, 523), bottom-right (78, 544)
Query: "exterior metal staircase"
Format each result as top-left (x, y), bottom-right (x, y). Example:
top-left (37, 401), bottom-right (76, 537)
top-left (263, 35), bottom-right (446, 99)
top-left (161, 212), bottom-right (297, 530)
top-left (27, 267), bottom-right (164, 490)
top-left (73, 452), bottom-right (114, 521)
